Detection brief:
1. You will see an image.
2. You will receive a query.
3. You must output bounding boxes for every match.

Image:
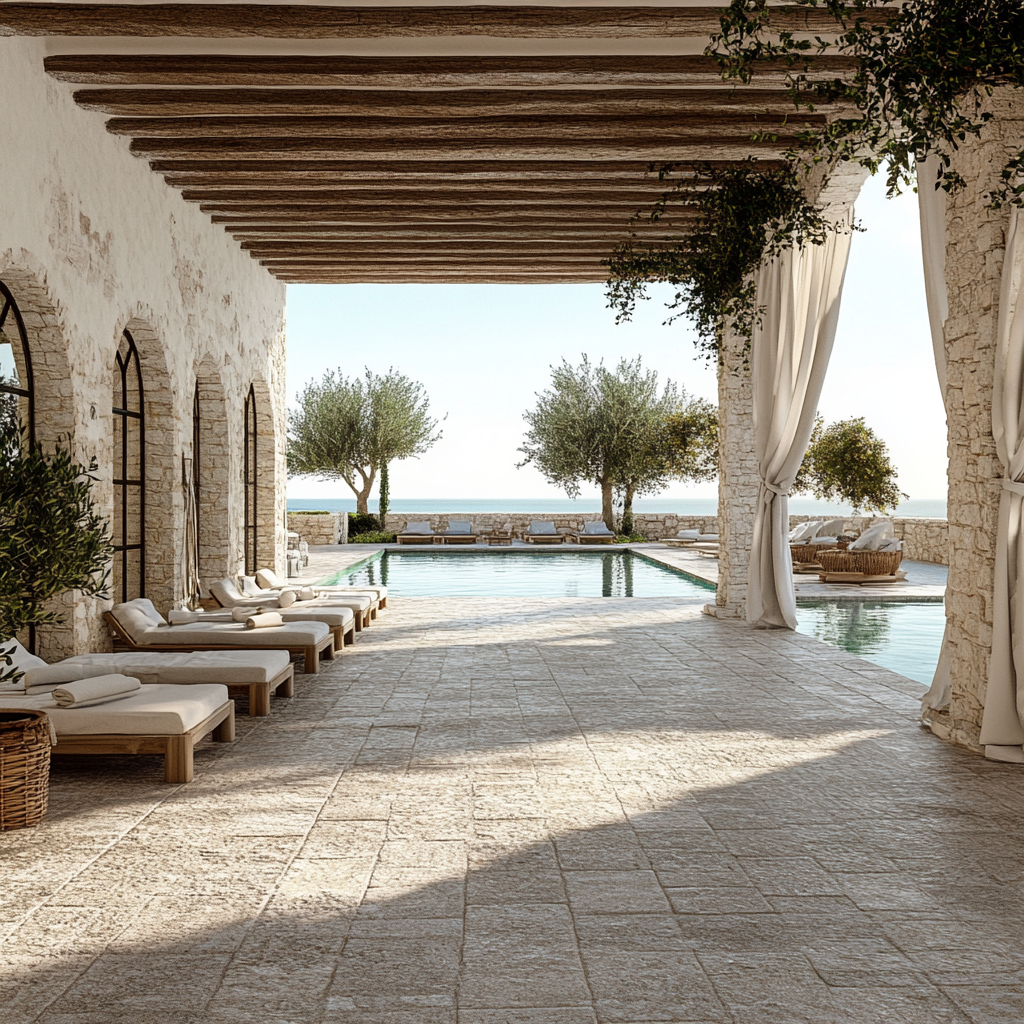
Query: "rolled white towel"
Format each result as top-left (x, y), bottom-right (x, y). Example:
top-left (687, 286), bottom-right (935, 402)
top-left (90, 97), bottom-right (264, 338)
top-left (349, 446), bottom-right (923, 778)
top-left (168, 609), bottom-right (201, 624)
top-left (232, 606), bottom-right (265, 622)
top-left (51, 674), bottom-right (142, 708)
top-left (278, 589), bottom-right (297, 608)
top-left (244, 612), bottom-right (284, 630)
top-left (297, 587), bottom-right (316, 602)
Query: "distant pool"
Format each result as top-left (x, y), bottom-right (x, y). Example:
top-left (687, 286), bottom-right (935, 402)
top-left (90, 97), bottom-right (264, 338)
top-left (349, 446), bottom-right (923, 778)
top-left (795, 601), bottom-right (944, 685)
top-left (319, 550), bottom-right (714, 599)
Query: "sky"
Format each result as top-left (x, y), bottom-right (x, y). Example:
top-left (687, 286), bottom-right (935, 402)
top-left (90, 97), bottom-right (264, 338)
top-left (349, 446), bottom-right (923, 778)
top-left (284, 170), bottom-right (946, 503)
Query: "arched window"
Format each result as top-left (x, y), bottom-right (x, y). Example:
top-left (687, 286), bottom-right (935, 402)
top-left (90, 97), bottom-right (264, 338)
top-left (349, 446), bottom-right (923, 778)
top-left (112, 330), bottom-right (145, 603)
top-left (0, 281), bottom-right (34, 440)
top-left (243, 384), bottom-right (257, 575)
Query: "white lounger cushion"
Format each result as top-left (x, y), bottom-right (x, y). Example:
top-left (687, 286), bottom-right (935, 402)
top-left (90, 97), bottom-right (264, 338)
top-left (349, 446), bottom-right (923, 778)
top-left (113, 598), bottom-right (169, 640)
top-left (145, 621), bottom-right (329, 647)
top-left (675, 529), bottom-right (701, 540)
top-left (211, 580), bottom-right (367, 614)
top-left (446, 520), bottom-right (473, 534)
top-left (818, 518), bottom-right (847, 537)
top-left (0, 683), bottom-right (228, 736)
top-left (46, 650), bottom-right (291, 686)
top-left (850, 519), bottom-right (896, 551)
top-left (529, 521), bottom-right (558, 535)
top-left (255, 568), bottom-right (285, 589)
top-left (789, 521), bottom-right (822, 542)
top-left (403, 521), bottom-right (433, 535)
top-left (583, 521), bottom-right (614, 535)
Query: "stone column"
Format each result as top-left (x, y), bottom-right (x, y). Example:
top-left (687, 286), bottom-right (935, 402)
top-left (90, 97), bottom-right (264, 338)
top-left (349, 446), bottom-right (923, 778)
top-left (936, 87), bottom-right (1024, 752)
top-left (712, 326), bottom-right (759, 617)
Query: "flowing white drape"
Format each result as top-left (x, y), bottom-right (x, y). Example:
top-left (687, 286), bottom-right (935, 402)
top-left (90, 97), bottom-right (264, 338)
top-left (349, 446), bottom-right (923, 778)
top-left (182, 455), bottom-right (202, 610)
top-left (747, 213), bottom-right (854, 628)
top-left (981, 204), bottom-right (1024, 762)
top-left (916, 155), bottom-right (953, 712)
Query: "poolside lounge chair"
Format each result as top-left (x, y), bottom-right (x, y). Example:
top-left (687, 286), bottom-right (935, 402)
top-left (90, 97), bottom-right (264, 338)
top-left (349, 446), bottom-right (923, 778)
top-left (210, 577), bottom-right (369, 632)
top-left (483, 523), bottom-right (513, 546)
top-left (106, 599), bottom-right (335, 674)
top-left (524, 521), bottom-right (564, 544)
top-left (569, 521), bottom-right (617, 544)
top-left (255, 568), bottom-right (388, 610)
top-left (440, 520), bottom-right (479, 544)
top-left (0, 683), bottom-right (233, 783)
top-left (396, 521), bottom-right (437, 544)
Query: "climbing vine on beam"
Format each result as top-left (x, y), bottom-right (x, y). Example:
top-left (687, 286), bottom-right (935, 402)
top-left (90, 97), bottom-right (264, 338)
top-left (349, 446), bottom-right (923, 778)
top-left (606, 0), bottom-right (1024, 356)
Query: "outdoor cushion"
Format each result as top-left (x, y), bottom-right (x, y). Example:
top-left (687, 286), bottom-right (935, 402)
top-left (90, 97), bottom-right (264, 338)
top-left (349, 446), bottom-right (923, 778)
top-left (210, 577), bottom-right (249, 607)
top-left (0, 683), bottom-right (229, 736)
top-left (529, 521), bottom-right (558, 535)
top-left (111, 599), bottom-right (169, 644)
top-left (402, 521), bottom-right (433, 535)
top-left (583, 521), bottom-right (614, 535)
top-left (25, 650), bottom-right (290, 688)
top-left (808, 535), bottom-right (840, 545)
top-left (0, 638), bottom-right (46, 686)
top-left (447, 521), bottom-right (472, 534)
top-left (277, 589), bottom-right (297, 607)
top-left (818, 518), bottom-right (847, 537)
top-left (240, 576), bottom-right (263, 597)
top-left (675, 529), bottom-right (701, 540)
top-left (52, 674), bottom-right (141, 707)
top-left (255, 568), bottom-right (285, 590)
top-left (850, 519), bottom-right (895, 551)
top-left (789, 521), bottom-right (821, 542)
top-left (129, 619), bottom-right (329, 648)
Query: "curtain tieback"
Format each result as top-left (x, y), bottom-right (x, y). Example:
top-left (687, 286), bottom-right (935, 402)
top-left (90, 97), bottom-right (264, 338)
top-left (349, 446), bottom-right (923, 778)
top-left (760, 480), bottom-right (789, 499)
top-left (1001, 478), bottom-right (1024, 499)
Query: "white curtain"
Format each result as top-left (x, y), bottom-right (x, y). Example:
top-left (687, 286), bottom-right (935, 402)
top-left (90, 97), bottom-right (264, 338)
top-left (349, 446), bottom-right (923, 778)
top-left (916, 154), bottom-right (954, 712)
top-left (747, 212), bottom-right (854, 628)
top-left (981, 204), bottom-right (1024, 762)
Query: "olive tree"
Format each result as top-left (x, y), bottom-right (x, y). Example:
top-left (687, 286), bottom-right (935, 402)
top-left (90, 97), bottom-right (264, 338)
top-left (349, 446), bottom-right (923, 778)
top-left (0, 422), bottom-right (113, 681)
top-left (518, 356), bottom-right (680, 532)
top-left (288, 368), bottom-right (441, 515)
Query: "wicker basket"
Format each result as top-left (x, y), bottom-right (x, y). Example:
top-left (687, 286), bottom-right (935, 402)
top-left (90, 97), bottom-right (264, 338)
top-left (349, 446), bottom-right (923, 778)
top-left (790, 543), bottom-right (837, 563)
top-left (818, 549), bottom-right (903, 576)
top-left (0, 710), bottom-right (52, 831)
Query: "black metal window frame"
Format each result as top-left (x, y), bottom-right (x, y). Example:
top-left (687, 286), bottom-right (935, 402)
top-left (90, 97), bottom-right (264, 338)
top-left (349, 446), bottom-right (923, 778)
top-left (192, 381), bottom-right (201, 549)
top-left (0, 280), bottom-right (34, 442)
top-left (112, 329), bottom-right (145, 603)
top-left (243, 383), bottom-right (257, 575)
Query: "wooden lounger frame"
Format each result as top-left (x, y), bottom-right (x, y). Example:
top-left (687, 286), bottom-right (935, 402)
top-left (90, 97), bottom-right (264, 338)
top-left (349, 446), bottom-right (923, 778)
top-left (104, 612), bottom-right (336, 674)
top-left (568, 533), bottom-right (617, 544)
top-left (208, 593), bottom-right (370, 633)
top-left (51, 700), bottom-right (235, 784)
top-left (524, 534), bottom-right (565, 544)
top-left (395, 533), bottom-right (438, 545)
top-left (440, 534), bottom-right (480, 545)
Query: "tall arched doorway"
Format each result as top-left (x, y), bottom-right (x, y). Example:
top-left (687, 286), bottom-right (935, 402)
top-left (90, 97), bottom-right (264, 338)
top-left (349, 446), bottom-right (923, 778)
top-left (0, 280), bottom-right (34, 440)
top-left (243, 383), bottom-right (258, 575)
top-left (112, 330), bottom-right (145, 603)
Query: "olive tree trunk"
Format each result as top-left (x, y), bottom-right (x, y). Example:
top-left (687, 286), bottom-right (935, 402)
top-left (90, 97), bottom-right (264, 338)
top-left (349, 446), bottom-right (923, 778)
top-left (600, 476), bottom-right (614, 531)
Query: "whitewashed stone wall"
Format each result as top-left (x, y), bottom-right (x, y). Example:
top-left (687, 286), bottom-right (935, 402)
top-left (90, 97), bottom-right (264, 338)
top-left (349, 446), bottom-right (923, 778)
top-left (936, 87), bottom-right (1024, 752)
top-left (288, 512), bottom-right (345, 545)
top-left (789, 515), bottom-right (949, 565)
top-left (0, 37), bottom-right (288, 656)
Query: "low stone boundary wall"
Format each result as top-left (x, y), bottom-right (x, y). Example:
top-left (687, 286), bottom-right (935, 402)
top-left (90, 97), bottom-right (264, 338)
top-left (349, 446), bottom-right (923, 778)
top-left (287, 511), bottom-right (346, 545)
top-left (289, 509), bottom-right (948, 565)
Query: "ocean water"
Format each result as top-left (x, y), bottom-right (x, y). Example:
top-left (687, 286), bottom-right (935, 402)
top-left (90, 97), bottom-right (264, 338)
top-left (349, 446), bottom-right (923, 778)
top-left (289, 496), bottom-right (948, 518)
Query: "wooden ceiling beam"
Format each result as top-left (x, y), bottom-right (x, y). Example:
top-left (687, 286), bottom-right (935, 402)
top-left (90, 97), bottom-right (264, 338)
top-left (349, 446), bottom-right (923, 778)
top-left (2, 4), bottom-right (849, 40)
top-left (45, 53), bottom-right (856, 88)
top-left (203, 207), bottom-right (688, 223)
top-left (182, 188), bottom-right (680, 205)
top-left (107, 112), bottom-right (814, 140)
top-left (226, 227), bottom-right (673, 242)
top-left (76, 86), bottom-right (818, 119)
top-left (167, 178), bottom-right (678, 193)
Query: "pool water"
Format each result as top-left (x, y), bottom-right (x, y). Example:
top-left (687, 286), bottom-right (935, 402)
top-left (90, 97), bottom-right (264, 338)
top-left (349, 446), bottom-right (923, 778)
top-left (319, 550), bottom-right (714, 599)
top-left (795, 601), bottom-right (945, 685)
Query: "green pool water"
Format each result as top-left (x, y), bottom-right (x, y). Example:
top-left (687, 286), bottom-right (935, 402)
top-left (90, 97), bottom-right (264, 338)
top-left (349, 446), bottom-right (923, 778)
top-left (319, 550), bottom-right (714, 599)
top-left (795, 600), bottom-right (944, 685)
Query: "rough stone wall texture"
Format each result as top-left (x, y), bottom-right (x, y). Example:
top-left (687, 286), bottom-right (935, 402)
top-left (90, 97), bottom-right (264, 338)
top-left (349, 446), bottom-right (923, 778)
top-left (381, 512), bottom-right (720, 539)
top-left (288, 512), bottom-right (344, 546)
top-left (940, 87), bottom-right (1024, 751)
top-left (789, 515), bottom-right (949, 565)
top-left (714, 329), bottom-right (759, 616)
top-left (0, 38), bottom-right (288, 655)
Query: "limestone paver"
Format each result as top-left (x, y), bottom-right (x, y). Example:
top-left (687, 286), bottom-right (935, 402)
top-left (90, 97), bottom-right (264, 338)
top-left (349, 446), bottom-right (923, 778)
top-left (0, 595), bottom-right (1021, 1024)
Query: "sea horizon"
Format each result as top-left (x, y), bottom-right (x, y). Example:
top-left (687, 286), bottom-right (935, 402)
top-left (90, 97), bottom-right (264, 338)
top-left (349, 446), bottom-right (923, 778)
top-left (288, 496), bottom-right (949, 519)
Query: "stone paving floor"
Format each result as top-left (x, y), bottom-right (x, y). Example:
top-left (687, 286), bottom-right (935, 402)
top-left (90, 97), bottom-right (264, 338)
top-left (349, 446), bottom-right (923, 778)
top-left (2, 596), bottom-right (1021, 1023)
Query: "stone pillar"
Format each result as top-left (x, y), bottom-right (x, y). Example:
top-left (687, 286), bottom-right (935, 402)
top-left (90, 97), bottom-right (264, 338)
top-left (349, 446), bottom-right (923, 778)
top-left (712, 326), bottom-right (759, 617)
top-left (937, 87), bottom-right (1024, 752)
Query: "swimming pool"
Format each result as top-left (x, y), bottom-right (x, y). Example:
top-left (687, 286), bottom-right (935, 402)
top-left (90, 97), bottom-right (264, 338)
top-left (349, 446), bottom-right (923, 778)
top-left (319, 550), bottom-right (714, 599)
top-left (795, 600), bottom-right (945, 685)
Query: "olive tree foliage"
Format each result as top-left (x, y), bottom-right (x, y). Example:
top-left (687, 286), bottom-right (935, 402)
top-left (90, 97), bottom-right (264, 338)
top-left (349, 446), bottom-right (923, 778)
top-left (0, 421), bottom-right (113, 682)
top-left (288, 368), bottom-right (442, 514)
top-left (518, 356), bottom-right (686, 532)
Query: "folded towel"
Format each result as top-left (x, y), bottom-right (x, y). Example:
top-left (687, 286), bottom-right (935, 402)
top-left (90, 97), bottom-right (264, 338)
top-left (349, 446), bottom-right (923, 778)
top-left (168, 609), bottom-right (201, 624)
top-left (297, 587), bottom-right (315, 602)
top-left (277, 589), bottom-right (297, 608)
top-left (244, 612), bottom-right (284, 630)
top-left (232, 606), bottom-right (265, 622)
top-left (51, 674), bottom-right (142, 708)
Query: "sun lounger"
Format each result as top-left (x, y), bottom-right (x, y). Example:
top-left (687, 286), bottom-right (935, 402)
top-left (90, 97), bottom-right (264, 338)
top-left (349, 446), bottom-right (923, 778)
top-left (664, 531), bottom-right (718, 548)
top-left (210, 577), bottom-right (369, 632)
top-left (107, 599), bottom-right (335, 674)
top-left (11, 649), bottom-right (294, 718)
top-left (569, 521), bottom-right (617, 544)
top-left (0, 684), bottom-right (234, 783)
top-left (440, 520), bottom-right (479, 544)
top-left (396, 521), bottom-right (437, 544)
top-left (524, 520), bottom-right (564, 544)
top-left (255, 568), bottom-right (388, 610)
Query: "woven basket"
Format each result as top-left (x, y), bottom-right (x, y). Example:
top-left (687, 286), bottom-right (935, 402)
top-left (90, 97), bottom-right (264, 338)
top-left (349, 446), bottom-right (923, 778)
top-left (818, 550), bottom-right (859, 573)
top-left (818, 549), bottom-right (903, 576)
top-left (790, 543), bottom-right (837, 563)
top-left (0, 710), bottom-right (52, 831)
